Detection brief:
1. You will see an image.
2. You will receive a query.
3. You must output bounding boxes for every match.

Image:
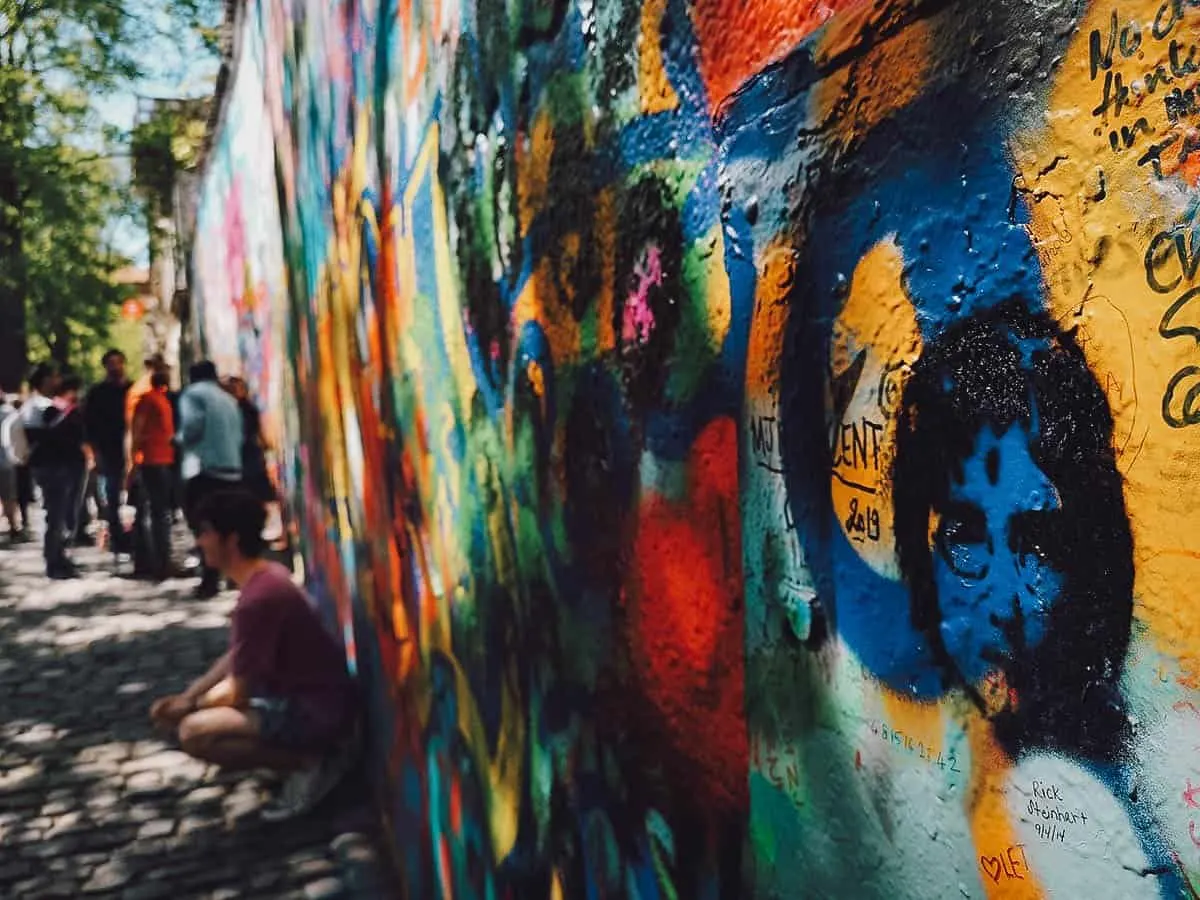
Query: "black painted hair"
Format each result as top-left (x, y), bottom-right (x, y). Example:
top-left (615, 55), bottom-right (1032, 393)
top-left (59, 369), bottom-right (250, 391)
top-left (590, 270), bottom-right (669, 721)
top-left (57, 373), bottom-right (83, 395)
top-left (892, 299), bottom-right (1133, 760)
top-left (101, 348), bottom-right (125, 365)
top-left (193, 488), bottom-right (267, 558)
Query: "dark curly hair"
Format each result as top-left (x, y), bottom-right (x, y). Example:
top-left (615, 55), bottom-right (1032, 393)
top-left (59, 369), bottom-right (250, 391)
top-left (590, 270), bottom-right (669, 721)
top-left (892, 300), bottom-right (1133, 760)
top-left (194, 488), bottom-right (267, 558)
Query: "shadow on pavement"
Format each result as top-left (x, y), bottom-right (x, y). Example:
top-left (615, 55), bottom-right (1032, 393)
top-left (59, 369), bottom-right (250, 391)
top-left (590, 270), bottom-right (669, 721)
top-left (0, 540), bottom-right (396, 899)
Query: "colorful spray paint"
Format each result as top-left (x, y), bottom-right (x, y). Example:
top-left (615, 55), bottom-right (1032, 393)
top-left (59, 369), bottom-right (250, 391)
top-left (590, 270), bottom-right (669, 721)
top-left (193, 0), bottom-right (1200, 895)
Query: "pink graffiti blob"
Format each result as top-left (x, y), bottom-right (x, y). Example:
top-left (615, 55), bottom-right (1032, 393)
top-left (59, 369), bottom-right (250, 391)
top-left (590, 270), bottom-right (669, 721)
top-left (225, 177), bottom-right (247, 307)
top-left (621, 243), bottom-right (664, 347)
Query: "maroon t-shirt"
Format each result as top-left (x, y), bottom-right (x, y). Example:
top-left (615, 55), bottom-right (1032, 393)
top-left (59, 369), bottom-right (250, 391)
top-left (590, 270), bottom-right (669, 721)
top-left (230, 562), bottom-right (357, 736)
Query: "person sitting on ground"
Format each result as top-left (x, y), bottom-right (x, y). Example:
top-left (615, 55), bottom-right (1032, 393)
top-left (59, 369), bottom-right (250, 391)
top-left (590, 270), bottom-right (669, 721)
top-left (148, 488), bottom-right (359, 821)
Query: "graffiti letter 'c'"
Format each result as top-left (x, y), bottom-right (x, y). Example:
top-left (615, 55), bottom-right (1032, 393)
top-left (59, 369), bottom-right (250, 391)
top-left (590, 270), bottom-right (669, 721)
top-left (1146, 229), bottom-right (1184, 294)
top-left (1162, 366), bottom-right (1200, 428)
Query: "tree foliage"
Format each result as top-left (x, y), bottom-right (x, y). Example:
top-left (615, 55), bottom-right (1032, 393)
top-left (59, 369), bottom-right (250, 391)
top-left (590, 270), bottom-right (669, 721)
top-left (0, 0), bottom-right (224, 389)
top-left (24, 147), bottom-right (131, 370)
top-left (131, 97), bottom-right (210, 215)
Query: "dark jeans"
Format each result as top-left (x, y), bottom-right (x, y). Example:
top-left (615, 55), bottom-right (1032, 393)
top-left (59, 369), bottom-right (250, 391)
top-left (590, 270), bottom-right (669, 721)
top-left (34, 465), bottom-right (75, 571)
top-left (185, 473), bottom-right (242, 588)
top-left (96, 458), bottom-right (125, 550)
top-left (134, 466), bottom-right (173, 577)
top-left (16, 465), bottom-right (33, 524)
top-left (171, 458), bottom-right (184, 516)
top-left (65, 465), bottom-right (89, 539)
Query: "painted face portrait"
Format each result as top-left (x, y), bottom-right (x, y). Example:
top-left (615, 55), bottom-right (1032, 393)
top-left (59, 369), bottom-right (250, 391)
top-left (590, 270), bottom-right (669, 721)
top-left (893, 300), bottom-right (1134, 757)
top-left (932, 422), bottom-right (1064, 693)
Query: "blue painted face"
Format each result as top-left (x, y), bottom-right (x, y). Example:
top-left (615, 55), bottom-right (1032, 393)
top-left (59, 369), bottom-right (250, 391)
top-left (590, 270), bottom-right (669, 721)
top-left (932, 423), bottom-right (1064, 691)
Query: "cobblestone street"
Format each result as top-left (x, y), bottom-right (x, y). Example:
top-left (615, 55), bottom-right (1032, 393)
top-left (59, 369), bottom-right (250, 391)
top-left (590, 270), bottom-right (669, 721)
top-left (0, 527), bottom-right (393, 899)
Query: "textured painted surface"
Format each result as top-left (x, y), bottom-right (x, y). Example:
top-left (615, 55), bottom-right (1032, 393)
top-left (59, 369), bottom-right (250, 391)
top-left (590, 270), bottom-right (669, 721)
top-left (194, 0), bottom-right (1200, 895)
top-left (192, 23), bottom-right (287, 449)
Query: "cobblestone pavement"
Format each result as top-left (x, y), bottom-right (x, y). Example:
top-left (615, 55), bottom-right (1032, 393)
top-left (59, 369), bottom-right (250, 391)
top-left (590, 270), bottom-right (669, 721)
top-left (0, 524), bottom-right (395, 899)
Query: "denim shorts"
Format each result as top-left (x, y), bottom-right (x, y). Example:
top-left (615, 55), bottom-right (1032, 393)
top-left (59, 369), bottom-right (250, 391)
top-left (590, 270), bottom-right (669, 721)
top-left (249, 696), bottom-right (332, 752)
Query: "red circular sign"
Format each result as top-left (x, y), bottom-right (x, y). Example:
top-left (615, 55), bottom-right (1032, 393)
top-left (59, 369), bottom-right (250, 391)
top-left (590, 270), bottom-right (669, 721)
top-left (120, 298), bottom-right (145, 321)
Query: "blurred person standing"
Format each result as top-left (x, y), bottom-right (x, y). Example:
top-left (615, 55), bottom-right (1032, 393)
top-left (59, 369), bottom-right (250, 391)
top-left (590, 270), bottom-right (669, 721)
top-left (123, 354), bottom-right (167, 560)
top-left (0, 394), bottom-right (25, 543)
top-left (125, 353), bottom-right (166, 435)
top-left (166, 381), bottom-right (184, 520)
top-left (20, 363), bottom-right (57, 431)
top-left (84, 349), bottom-right (131, 554)
top-left (130, 370), bottom-right (176, 580)
top-left (54, 374), bottom-right (92, 552)
top-left (23, 365), bottom-right (85, 579)
top-left (226, 377), bottom-right (274, 506)
top-left (11, 398), bottom-right (33, 541)
top-left (178, 361), bottom-right (243, 597)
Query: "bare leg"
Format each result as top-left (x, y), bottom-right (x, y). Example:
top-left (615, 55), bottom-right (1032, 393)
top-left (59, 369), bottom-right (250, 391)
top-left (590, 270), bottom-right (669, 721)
top-left (177, 707), bottom-right (316, 772)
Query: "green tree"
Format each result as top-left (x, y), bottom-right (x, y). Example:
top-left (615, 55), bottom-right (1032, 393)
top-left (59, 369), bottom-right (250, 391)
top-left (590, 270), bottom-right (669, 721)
top-left (0, 0), bottom-right (223, 389)
top-left (131, 99), bottom-right (210, 206)
top-left (23, 146), bottom-right (131, 373)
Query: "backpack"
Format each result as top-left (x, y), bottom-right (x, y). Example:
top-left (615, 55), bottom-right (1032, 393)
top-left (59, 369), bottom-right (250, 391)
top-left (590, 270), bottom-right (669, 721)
top-left (0, 409), bottom-right (29, 466)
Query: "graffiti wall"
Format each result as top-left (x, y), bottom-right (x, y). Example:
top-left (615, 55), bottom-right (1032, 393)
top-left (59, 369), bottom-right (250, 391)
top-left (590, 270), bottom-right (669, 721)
top-left (192, 15), bottom-right (287, 452)
top-left (194, 0), bottom-right (1200, 895)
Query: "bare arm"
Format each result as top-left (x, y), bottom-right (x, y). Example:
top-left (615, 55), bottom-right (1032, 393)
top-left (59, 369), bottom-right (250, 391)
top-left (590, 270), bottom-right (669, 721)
top-left (187, 653), bottom-right (252, 711)
top-left (150, 650), bottom-right (247, 728)
top-left (196, 676), bottom-right (249, 710)
top-left (181, 651), bottom-right (234, 706)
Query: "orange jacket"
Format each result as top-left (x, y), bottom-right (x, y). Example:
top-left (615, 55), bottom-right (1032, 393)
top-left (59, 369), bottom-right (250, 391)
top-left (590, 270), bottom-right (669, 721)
top-left (132, 389), bottom-right (175, 466)
top-left (125, 373), bottom-right (152, 430)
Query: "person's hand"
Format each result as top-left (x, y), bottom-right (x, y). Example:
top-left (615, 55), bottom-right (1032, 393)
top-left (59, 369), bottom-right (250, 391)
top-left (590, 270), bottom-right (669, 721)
top-left (149, 694), bottom-right (194, 730)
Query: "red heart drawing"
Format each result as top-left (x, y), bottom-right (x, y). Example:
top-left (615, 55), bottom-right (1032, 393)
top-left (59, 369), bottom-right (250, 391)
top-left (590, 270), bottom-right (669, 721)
top-left (980, 855), bottom-right (1003, 883)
